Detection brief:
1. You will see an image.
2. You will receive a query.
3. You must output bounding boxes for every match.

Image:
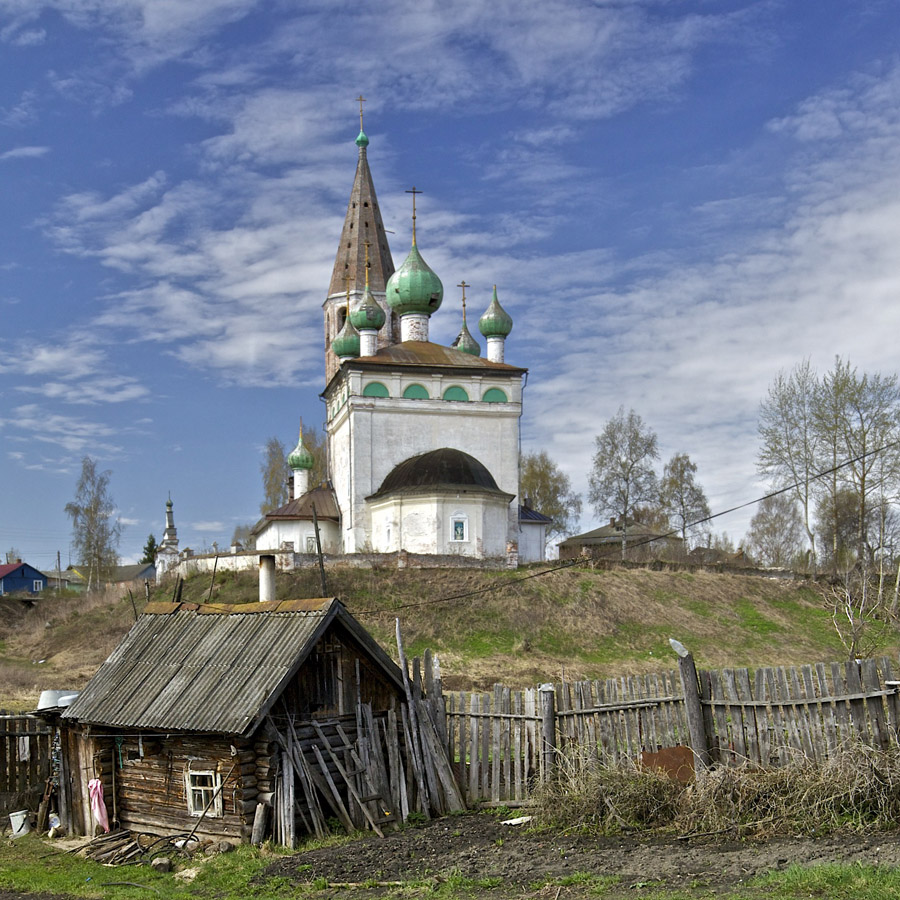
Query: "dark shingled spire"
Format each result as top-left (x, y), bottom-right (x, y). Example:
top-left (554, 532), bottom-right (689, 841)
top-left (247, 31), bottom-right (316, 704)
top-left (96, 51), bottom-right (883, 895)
top-left (324, 126), bottom-right (397, 382)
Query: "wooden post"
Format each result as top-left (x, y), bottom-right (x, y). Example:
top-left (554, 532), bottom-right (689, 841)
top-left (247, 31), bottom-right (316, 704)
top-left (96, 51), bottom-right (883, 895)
top-left (311, 503), bottom-right (328, 596)
top-left (539, 684), bottom-right (557, 781)
top-left (672, 644), bottom-right (710, 774)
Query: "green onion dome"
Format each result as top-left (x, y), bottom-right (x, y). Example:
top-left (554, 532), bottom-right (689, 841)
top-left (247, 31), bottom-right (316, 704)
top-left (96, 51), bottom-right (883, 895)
top-left (385, 243), bottom-right (443, 316)
top-left (452, 321), bottom-right (481, 356)
top-left (356, 130), bottom-right (369, 148)
top-left (288, 428), bottom-right (315, 471)
top-left (478, 284), bottom-right (513, 338)
top-left (332, 313), bottom-right (360, 359)
top-left (349, 288), bottom-right (386, 331)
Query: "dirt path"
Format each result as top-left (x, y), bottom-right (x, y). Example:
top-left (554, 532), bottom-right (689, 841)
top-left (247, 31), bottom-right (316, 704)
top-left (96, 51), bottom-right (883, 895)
top-left (263, 813), bottom-right (900, 896)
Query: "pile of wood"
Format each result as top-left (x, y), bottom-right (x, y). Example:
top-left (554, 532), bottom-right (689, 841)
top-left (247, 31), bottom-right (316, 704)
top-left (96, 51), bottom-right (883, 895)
top-left (74, 830), bottom-right (143, 865)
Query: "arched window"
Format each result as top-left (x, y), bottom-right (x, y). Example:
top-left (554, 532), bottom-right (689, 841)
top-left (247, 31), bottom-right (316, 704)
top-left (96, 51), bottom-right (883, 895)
top-left (362, 382), bottom-right (390, 398)
top-left (482, 388), bottom-right (508, 403)
top-left (442, 385), bottom-right (469, 402)
top-left (403, 383), bottom-right (429, 399)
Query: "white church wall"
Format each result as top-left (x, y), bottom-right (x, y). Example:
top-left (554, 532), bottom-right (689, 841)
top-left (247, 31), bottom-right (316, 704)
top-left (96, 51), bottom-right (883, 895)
top-left (254, 518), bottom-right (340, 554)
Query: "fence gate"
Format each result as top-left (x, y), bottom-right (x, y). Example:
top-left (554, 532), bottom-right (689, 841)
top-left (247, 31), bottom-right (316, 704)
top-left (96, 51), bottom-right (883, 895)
top-left (0, 714), bottom-right (54, 816)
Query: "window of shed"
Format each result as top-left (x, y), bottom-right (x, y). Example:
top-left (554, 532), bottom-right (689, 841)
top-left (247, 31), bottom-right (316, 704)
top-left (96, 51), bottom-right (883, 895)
top-left (185, 770), bottom-right (222, 817)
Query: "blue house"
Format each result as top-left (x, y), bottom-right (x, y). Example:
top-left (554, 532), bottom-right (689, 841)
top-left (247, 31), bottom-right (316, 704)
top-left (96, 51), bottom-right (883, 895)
top-left (0, 561), bottom-right (49, 595)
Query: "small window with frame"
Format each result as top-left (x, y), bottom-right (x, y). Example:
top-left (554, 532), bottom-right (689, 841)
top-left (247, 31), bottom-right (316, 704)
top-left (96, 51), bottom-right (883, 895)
top-left (306, 535), bottom-right (317, 553)
top-left (33, 580), bottom-right (43, 592)
top-left (185, 769), bottom-right (222, 817)
top-left (450, 514), bottom-right (469, 543)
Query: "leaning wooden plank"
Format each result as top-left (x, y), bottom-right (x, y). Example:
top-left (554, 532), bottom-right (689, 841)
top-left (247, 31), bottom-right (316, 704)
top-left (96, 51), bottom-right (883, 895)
top-left (310, 743), bottom-right (356, 834)
top-left (815, 662), bottom-right (838, 758)
top-left (467, 693), bottom-right (480, 803)
top-left (385, 708), bottom-right (409, 821)
top-left (335, 721), bottom-right (396, 828)
top-left (314, 727), bottom-right (385, 837)
top-left (830, 662), bottom-right (851, 743)
top-left (416, 697), bottom-right (466, 812)
top-left (396, 621), bottom-right (432, 817)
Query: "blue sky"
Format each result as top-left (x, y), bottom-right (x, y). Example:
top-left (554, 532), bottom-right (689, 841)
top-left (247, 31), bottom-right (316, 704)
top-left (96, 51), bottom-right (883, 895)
top-left (2, 0), bottom-right (900, 568)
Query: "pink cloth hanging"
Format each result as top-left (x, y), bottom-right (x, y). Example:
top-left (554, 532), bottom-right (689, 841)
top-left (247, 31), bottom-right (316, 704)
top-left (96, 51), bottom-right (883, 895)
top-left (88, 778), bottom-right (110, 833)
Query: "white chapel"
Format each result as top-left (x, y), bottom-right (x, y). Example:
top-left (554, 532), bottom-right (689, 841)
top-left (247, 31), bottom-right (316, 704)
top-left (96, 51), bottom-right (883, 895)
top-left (253, 117), bottom-right (549, 564)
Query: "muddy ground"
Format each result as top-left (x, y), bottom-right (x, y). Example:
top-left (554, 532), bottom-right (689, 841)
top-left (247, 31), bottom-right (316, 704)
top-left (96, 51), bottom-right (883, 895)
top-left (263, 813), bottom-right (900, 896)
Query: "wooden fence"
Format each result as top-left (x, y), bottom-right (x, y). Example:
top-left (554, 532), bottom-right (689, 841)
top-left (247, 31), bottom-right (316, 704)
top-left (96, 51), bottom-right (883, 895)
top-left (0, 714), bottom-right (54, 815)
top-left (443, 656), bottom-right (900, 805)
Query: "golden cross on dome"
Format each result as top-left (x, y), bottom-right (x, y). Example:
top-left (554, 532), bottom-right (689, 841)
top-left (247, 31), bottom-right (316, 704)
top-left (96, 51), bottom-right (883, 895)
top-left (405, 186), bottom-right (422, 244)
top-left (356, 95), bottom-right (366, 131)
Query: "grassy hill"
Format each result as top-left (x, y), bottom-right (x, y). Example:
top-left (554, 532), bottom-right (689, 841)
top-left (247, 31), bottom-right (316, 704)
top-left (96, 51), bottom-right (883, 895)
top-left (1, 563), bottom-right (894, 710)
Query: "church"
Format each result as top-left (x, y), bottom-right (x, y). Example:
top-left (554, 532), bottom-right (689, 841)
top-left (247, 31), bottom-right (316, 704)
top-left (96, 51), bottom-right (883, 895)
top-left (253, 116), bottom-right (549, 565)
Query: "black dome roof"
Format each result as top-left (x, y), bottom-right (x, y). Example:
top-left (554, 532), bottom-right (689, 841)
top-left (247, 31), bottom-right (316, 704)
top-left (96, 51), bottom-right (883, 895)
top-left (369, 448), bottom-right (505, 499)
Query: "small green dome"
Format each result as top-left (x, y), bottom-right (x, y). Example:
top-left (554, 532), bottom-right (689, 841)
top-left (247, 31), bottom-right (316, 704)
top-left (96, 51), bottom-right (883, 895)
top-left (356, 129), bottom-right (369, 148)
top-left (332, 314), bottom-right (360, 359)
top-left (452, 322), bottom-right (481, 356)
top-left (478, 285), bottom-right (513, 338)
top-left (349, 289), bottom-right (386, 331)
top-left (385, 243), bottom-right (443, 316)
top-left (288, 428), bottom-right (315, 471)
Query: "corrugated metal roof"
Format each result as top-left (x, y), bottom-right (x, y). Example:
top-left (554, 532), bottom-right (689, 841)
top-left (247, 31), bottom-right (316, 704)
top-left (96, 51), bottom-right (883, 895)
top-left (62, 598), bottom-right (345, 735)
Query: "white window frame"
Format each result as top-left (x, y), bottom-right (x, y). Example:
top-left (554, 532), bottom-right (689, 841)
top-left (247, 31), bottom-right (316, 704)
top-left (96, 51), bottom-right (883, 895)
top-left (33, 580), bottom-right (43, 592)
top-left (450, 513), bottom-right (469, 543)
top-left (306, 535), bottom-right (317, 553)
top-left (185, 768), bottom-right (223, 817)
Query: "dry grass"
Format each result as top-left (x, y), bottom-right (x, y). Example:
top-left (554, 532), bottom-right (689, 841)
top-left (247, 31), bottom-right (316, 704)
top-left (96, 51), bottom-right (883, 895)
top-left (534, 742), bottom-right (900, 838)
top-left (0, 562), bottom-right (887, 706)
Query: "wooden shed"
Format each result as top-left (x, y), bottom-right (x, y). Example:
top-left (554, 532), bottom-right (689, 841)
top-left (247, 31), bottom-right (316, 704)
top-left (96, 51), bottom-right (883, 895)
top-left (59, 597), bottom-right (415, 844)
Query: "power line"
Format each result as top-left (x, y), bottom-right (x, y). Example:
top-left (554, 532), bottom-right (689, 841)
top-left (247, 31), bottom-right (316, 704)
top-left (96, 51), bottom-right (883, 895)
top-left (354, 438), bottom-right (900, 618)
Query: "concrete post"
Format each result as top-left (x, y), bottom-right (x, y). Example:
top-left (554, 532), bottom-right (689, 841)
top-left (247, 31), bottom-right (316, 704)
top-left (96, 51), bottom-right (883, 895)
top-left (259, 554), bottom-right (276, 604)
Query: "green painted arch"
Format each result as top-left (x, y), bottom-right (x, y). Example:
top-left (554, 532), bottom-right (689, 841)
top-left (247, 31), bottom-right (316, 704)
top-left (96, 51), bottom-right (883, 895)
top-left (403, 383), bottom-right (429, 399)
top-left (442, 385), bottom-right (469, 402)
top-left (482, 387), bottom-right (508, 403)
top-left (362, 382), bottom-right (390, 398)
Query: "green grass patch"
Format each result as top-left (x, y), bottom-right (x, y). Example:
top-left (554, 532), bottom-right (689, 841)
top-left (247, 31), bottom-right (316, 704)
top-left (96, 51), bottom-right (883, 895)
top-left (733, 598), bottom-right (782, 637)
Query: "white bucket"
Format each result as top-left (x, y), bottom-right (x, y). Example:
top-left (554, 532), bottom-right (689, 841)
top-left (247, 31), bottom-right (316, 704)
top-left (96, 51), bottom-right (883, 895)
top-left (9, 810), bottom-right (30, 839)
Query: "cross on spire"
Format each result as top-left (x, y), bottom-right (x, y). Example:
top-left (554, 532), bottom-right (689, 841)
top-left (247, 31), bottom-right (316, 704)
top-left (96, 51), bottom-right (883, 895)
top-left (405, 186), bottom-right (422, 244)
top-left (356, 94), bottom-right (366, 132)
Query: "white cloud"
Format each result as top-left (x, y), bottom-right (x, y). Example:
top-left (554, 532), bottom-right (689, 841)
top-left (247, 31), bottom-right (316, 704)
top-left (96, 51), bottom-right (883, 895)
top-left (191, 520), bottom-right (225, 532)
top-left (0, 145), bottom-right (49, 160)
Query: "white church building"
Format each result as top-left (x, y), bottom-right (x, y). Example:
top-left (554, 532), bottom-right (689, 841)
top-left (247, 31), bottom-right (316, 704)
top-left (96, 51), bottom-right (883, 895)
top-left (252, 119), bottom-right (549, 565)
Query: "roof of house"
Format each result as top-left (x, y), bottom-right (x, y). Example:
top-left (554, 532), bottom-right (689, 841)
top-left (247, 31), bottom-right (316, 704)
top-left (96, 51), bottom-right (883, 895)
top-left (518, 504), bottom-right (553, 524)
top-left (62, 597), bottom-right (403, 736)
top-left (252, 485), bottom-right (340, 535)
top-left (558, 519), bottom-right (682, 548)
top-left (0, 562), bottom-right (46, 579)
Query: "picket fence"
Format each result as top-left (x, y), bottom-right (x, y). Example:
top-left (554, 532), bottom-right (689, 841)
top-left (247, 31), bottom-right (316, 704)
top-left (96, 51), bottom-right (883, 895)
top-left (444, 656), bottom-right (900, 805)
top-left (0, 713), bottom-right (54, 815)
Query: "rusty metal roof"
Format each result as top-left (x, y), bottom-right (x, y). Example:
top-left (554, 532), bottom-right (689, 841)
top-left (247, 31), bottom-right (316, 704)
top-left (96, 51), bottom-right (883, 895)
top-left (253, 485), bottom-right (340, 533)
top-left (346, 341), bottom-right (526, 373)
top-left (62, 598), bottom-right (402, 736)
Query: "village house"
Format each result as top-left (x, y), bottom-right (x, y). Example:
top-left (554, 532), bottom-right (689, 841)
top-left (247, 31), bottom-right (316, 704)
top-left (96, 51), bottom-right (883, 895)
top-left (58, 594), bottom-right (408, 843)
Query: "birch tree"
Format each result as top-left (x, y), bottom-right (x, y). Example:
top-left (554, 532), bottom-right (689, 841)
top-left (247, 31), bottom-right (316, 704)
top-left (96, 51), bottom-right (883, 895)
top-left (588, 407), bottom-right (659, 560)
top-left (659, 452), bottom-right (711, 548)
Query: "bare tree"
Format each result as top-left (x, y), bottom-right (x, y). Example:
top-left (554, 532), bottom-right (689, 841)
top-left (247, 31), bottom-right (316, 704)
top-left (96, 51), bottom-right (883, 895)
top-left (659, 452), bottom-right (711, 549)
top-left (64, 457), bottom-right (121, 591)
top-left (520, 450), bottom-right (582, 547)
top-left (260, 437), bottom-right (291, 515)
top-left (745, 494), bottom-right (805, 567)
top-left (758, 360), bottom-right (821, 570)
top-left (588, 407), bottom-right (659, 560)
